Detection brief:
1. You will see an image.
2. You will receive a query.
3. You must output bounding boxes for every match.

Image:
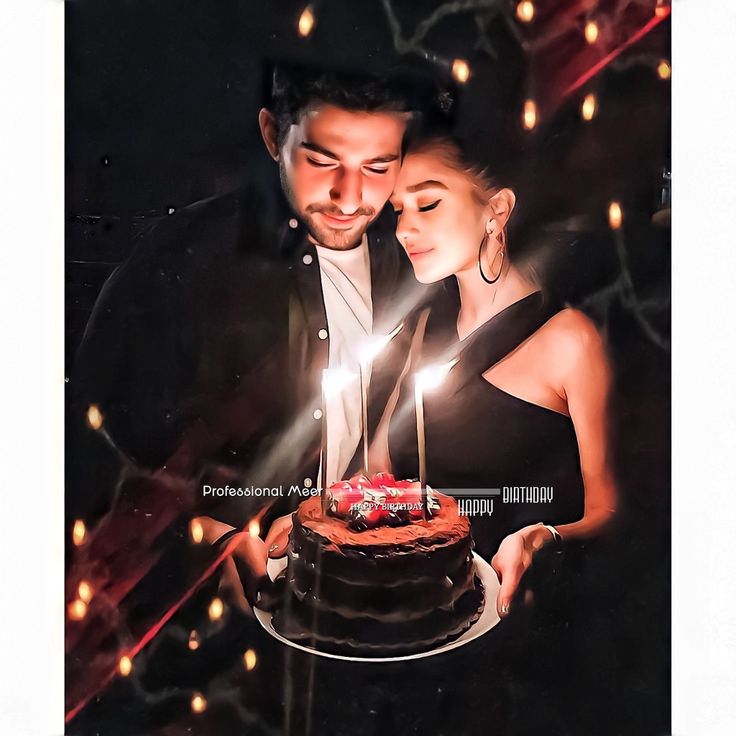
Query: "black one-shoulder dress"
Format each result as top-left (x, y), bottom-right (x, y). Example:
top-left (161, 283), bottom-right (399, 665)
top-left (388, 290), bottom-right (585, 558)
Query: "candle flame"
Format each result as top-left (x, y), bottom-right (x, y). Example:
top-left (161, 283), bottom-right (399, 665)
top-left (451, 59), bottom-right (471, 84)
top-left (68, 599), bottom-right (87, 621)
top-left (188, 630), bottom-right (200, 651)
top-left (655, 1), bottom-right (669, 18)
top-left (118, 655), bottom-right (132, 677)
top-left (522, 99), bottom-right (537, 131)
top-left (248, 519), bottom-right (260, 538)
top-left (243, 648), bottom-right (258, 671)
top-left (608, 201), bottom-right (623, 230)
top-left (581, 93), bottom-right (597, 121)
top-left (416, 359), bottom-right (459, 392)
top-left (86, 404), bottom-right (103, 430)
top-left (72, 519), bottom-right (86, 546)
top-left (208, 597), bottom-right (224, 621)
top-left (298, 6), bottom-right (315, 37)
top-left (584, 21), bottom-right (599, 44)
top-left (189, 518), bottom-right (204, 544)
top-left (191, 693), bottom-right (207, 713)
top-left (657, 60), bottom-right (671, 80)
top-left (516, 1), bottom-right (534, 23)
top-left (78, 580), bottom-right (93, 603)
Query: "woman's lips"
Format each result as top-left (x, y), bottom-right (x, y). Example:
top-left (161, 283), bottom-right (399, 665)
top-left (319, 212), bottom-right (362, 229)
top-left (406, 248), bottom-right (433, 261)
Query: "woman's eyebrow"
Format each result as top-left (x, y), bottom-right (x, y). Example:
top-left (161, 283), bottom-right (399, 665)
top-left (406, 180), bottom-right (448, 193)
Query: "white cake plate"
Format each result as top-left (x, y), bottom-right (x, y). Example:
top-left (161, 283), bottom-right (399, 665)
top-left (253, 551), bottom-right (501, 663)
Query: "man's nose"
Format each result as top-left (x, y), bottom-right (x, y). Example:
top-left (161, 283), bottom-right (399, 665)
top-left (329, 169), bottom-right (363, 213)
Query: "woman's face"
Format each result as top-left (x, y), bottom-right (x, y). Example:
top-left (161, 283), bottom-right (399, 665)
top-left (391, 151), bottom-right (488, 284)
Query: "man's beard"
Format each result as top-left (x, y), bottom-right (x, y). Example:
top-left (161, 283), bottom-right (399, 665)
top-left (279, 162), bottom-right (375, 250)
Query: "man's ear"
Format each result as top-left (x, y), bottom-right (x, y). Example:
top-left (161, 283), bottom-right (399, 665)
top-left (258, 108), bottom-right (280, 161)
top-left (488, 188), bottom-right (517, 228)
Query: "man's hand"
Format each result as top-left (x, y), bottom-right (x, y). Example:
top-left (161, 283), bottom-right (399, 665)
top-left (490, 523), bottom-right (554, 618)
top-left (263, 514), bottom-right (294, 559)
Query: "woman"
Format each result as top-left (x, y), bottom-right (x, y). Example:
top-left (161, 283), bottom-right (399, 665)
top-left (368, 133), bottom-right (618, 619)
top-left (264, 132), bottom-right (617, 622)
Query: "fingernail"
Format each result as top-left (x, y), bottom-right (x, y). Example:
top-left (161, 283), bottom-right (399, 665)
top-left (501, 602), bottom-right (510, 615)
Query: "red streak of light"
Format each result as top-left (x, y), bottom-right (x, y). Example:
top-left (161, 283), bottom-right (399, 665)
top-left (64, 529), bottom-right (249, 724)
top-left (562, 8), bottom-right (671, 99)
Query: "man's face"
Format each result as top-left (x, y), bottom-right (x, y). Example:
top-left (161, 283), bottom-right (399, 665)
top-left (274, 105), bottom-right (407, 249)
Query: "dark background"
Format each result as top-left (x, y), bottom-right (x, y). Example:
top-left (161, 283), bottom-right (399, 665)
top-left (66, 1), bottom-right (670, 734)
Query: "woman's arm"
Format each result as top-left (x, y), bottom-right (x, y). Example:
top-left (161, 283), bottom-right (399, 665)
top-left (552, 310), bottom-right (618, 540)
top-left (492, 310), bottom-right (618, 616)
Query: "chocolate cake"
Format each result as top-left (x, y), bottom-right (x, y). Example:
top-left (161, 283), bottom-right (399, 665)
top-left (270, 484), bottom-right (485, 656)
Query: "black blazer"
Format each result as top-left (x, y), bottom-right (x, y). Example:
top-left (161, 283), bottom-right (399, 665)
top-left (69, 158), bottom-right (423, 527)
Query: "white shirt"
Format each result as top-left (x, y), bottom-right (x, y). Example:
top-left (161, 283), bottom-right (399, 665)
top-left (315, 236), bottom-right (373, 486)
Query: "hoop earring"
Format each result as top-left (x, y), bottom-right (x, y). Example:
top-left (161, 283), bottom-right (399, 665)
top-left (478, 236), bottom-right (505, 285)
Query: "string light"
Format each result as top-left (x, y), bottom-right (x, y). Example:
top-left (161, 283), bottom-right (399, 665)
top-left (655, 0), bottom-right (669, 18)
top-left (191, 693), bottom-right (207, 714)
top-left (72, 519), bottom-right (86, 546)
top-left (243, 649), bottom-right (258, 671)
top-left (78, 581), bottom-right (93, 604)
top-left (298, 6), bottom-right (315, 37)
top-left (189, 519), bottom-right (204, 544)
top-left (584, 21), bottom-right (599, 44)
top-left (522, 99), bottom-right (537, 131)
top-left (67, 599), bottom-right (87, 621)
top-left (516, 1), bottom-right (535, 23)
top-left (86, 404), bottom-right (103, 430)
top-left (608, 201), bottom-right (623, 230)
top-left (208, 597), bottom-right (224, 621)
top-left (451, 59), bottom-right (471, 84)
top-left (188, 630), bottom-right (200, 651)
top-left (581, 93), bottom-right (597, 121)
top-left (118, 656), bottom-right (132, 677)
top-left (657, 60), bottom-right (671, 80)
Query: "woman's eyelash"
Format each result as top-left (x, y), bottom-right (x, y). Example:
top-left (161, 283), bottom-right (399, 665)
top-left (419, 200), bottom-right (441, 212)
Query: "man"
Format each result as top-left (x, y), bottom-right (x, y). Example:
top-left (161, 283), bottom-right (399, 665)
top-left (69, 63), bottom-right (431, 541)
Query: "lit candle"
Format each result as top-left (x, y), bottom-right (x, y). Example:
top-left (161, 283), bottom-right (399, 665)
top-left (413, 359), bottom-right (459, 517)
top-left (358, 324), bottom-right (403, 475)
top-left (319, 368), bottom-right (356, 512)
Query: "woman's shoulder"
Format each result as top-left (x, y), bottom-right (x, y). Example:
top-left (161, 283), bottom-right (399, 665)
top-left (534, 306), bottom-right (606, 365)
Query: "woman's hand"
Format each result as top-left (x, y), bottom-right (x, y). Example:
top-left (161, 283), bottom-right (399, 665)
top-left (490, 523), bottom-right (554, 618)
